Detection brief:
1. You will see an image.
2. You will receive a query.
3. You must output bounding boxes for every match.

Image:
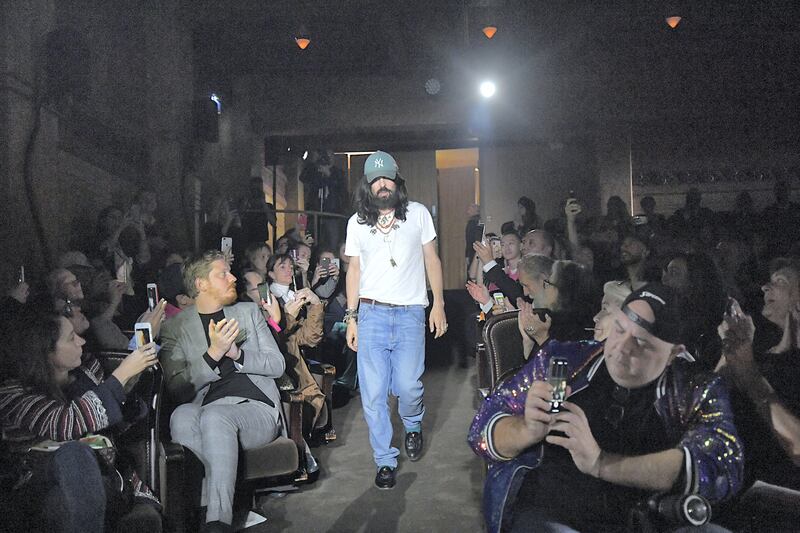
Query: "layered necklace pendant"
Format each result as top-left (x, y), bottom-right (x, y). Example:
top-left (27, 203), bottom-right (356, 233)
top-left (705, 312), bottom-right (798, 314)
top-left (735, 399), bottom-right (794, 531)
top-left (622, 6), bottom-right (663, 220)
top-left (374, 210), bottom-right (399, 267)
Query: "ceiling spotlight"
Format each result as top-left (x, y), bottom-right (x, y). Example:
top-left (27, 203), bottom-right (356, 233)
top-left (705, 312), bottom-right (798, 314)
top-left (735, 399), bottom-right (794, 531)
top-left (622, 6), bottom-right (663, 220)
top-left (665, 16), bottom-right (681, 29)
top-left (479, 80), bottom-right (496, 98)
top-left (482, 25), bottom-right (497, 39)
top-left (295, 26), bottom-right (310, 49)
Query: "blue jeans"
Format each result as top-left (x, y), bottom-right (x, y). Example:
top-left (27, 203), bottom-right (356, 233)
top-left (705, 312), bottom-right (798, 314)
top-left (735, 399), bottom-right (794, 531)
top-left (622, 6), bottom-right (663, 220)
top-left (357, 302), bottom-right (426, 468)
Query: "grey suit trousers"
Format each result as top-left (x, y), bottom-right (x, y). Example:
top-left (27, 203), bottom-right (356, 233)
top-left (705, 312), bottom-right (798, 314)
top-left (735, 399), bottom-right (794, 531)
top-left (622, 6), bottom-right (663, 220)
top-left (170, 396), bottom-right (282, 525)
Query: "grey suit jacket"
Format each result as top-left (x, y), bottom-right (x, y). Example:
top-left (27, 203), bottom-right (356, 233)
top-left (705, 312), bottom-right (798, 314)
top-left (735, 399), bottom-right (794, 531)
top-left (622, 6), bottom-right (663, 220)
top-left (160, 302), bottom-right (285, 412)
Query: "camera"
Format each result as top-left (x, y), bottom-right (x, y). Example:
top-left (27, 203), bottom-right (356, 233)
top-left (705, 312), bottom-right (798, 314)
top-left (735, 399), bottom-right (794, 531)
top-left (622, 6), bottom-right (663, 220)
top-left (649, 493), bottom-right (711, 527)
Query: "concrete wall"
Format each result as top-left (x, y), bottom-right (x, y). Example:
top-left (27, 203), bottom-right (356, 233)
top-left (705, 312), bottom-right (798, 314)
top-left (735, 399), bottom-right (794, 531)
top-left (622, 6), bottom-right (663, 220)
top-left (0, 1), bottom-right (194, 287)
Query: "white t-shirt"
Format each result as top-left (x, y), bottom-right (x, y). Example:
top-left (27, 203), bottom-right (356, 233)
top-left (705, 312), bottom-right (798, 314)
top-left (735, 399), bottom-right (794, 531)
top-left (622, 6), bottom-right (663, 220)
top-left (345, 201), bottom-right (436, 306)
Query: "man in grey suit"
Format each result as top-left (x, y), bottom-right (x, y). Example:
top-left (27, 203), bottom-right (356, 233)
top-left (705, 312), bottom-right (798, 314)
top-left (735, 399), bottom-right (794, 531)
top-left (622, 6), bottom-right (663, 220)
top-left (160, 250), bottom-right (285, 532)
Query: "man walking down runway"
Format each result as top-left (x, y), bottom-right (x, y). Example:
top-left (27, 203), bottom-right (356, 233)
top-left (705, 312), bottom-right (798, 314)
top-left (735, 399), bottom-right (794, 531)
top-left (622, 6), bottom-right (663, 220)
top-left (344, 150), bottom-right (447, 489)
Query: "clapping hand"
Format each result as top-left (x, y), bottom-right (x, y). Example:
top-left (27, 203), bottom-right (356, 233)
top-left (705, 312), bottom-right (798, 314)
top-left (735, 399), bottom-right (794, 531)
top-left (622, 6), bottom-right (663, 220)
top-left (466, 281), bottom-right (491, 306)
top-left (208, 318), bottom-right (240, 360)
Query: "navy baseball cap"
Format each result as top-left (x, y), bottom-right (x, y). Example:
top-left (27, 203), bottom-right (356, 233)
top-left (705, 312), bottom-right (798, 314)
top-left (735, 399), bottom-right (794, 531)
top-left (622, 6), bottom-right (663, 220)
top-left (364, 151), bottom-right (399, 183)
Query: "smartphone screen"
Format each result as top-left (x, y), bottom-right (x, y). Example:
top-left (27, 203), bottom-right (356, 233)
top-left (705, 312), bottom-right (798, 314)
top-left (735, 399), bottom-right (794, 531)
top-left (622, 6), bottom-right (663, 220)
top-left (146, 283), bottom-right (159, 311)
top-left (547, 357), bottom-right (569, 413)
top-left (257, 281), bottom-right (271, 305)
top-left (492, 293), bottom-right (505, 307)
top-left (221, 237), bottom-right (233, 254)
top-left (134, 322), bottom-right (153, 348)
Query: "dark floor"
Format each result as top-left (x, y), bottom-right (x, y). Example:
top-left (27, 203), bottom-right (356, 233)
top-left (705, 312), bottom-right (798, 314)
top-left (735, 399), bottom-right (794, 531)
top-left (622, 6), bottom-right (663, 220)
top-left (247, 348), bottom-right (485, 533)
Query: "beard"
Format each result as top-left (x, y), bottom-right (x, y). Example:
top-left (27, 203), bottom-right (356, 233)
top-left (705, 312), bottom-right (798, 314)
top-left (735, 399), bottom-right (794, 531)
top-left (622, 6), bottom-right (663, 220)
top-left (370, 187), bottom-right (400, 210)
top-left (212, 284), bottom-right (238, 305)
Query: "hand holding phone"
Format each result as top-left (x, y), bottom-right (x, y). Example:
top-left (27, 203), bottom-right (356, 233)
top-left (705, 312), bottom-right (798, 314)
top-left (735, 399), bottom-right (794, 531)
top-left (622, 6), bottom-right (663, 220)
top-left (474, 222), bottom-right (486, 244)
top-left (146, 283), bottom-right (159, 312)
top-left (257, 281), bottom-right (272, 306)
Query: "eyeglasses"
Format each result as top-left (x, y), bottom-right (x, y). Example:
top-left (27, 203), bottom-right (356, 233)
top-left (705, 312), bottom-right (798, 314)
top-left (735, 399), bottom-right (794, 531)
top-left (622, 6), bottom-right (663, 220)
top-left (543, 278), bottom-right (559, 290)
top-left (604, 384), bottom-right (630, 429)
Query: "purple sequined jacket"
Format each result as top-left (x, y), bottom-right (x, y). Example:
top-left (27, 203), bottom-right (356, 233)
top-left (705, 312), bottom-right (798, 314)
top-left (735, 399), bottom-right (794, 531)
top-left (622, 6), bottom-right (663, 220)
top-left (467, 340), bottom-right (743, 533)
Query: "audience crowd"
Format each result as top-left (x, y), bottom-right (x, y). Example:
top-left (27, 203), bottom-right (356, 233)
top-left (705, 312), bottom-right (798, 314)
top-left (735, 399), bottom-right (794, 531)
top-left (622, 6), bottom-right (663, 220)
top-left (1, 174), bottom-right (799, 532)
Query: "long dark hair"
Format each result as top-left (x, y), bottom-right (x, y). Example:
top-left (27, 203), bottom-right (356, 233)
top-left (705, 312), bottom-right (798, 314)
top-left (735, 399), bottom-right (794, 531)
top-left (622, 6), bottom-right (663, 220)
top-left (353, 176), bottom-right (409, 227)
top-left (6, 311), bottom-right (65, 399)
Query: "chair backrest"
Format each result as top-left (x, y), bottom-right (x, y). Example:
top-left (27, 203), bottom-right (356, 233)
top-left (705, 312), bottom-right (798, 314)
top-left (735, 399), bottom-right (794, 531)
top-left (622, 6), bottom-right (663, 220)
top-left (92, 350), bottom-right (163, 497)
top-left (477, 310), bottom-right (524, 392)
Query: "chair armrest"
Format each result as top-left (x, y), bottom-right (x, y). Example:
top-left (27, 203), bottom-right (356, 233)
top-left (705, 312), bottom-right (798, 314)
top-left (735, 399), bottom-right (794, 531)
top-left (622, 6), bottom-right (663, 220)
top-left (308, 362), bottom-right (336, 400)
top-left (280, 390), bottom-right (306, 450)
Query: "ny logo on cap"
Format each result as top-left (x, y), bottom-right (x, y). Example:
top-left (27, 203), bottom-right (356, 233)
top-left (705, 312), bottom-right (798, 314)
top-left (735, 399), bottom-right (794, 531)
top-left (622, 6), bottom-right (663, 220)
top-left (374, 158), bottom-right (384, 168)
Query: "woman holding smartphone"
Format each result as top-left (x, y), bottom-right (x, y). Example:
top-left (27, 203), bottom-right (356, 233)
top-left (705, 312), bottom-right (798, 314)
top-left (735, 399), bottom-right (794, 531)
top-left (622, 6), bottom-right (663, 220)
top-left (0, 311), bottom-right (162, 532)
top-left (266, 253), bottom-right (329, 436)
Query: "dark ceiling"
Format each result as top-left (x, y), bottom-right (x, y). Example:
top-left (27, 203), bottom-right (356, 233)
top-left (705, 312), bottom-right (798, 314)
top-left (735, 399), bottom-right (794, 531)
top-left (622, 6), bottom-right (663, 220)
top-left (181, 0), bottom-right (800, 148)
top-left (184, 0), bottom-right (800, 79)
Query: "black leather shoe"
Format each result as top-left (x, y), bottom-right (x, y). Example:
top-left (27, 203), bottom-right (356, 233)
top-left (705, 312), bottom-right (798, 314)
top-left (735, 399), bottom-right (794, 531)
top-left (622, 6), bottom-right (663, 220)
top-left (374, 466), bottom-right (396, 489)
top-left (405, 431), bottom-right (423, 462)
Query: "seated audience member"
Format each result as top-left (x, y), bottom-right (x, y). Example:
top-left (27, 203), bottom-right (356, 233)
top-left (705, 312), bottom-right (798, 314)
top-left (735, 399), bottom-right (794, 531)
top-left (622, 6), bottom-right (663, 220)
top-left (322, 243), bottom-right (358, 394)
top-left (639, 195), bottom-right (666, 234)
top-left (202, 197), bottom-right (243, 257)
top-left (668, 187), bottom-right (714, 239)
top-left (242, 241), bottom-right (271, 279)
top-left (468, 231), bottom-right (524, 315)
top-left (238, 268), bottom-right (282, 328)
top-left (468, 232), bottom-right (501, 282)
top-left (46, 268), bottom-right (85, 310)
top-left (515, 196), bottom-right (540, 236)
top-left (590, 281), bottom-right (632, 341)
top-left (310, 247), bottom-right (341, 300)
top-left (288, 241), bottom-right (313, 289)
top-left (160, 251), bottom-right (287, 531)
top-left (266, 253), bottom-right (327, 433)
top-left (716, 259), bottom-right (800, 490)
top-left (616, 229), bottom-right (655, 291)
top-left (158, 262), bottom-right (194, 318)
top-left (516, 259), bottom-right (594, 358)
top-left (0, 311), bottom-right (161, 532)
top-left (521, 229), bottom-right (555, 258)
top-left (469, 284), bottom-right (743, 533)
top-left (661, 252), bottom-right (727, 370)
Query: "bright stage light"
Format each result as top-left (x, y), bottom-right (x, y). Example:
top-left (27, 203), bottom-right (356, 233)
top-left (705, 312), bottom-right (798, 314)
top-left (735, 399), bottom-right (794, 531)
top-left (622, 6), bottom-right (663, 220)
top-left (479, 81), bottom-right (496, 98)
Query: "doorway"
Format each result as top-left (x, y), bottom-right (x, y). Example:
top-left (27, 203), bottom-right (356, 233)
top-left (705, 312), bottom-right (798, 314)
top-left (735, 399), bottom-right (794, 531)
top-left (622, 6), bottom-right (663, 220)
top-left (436, 148), bottom-right (480, 290)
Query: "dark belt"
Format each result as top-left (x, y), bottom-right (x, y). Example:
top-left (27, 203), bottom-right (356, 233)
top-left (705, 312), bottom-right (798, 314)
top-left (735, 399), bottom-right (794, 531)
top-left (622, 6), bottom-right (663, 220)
top-left (359, 298), bottom-right (404, 308)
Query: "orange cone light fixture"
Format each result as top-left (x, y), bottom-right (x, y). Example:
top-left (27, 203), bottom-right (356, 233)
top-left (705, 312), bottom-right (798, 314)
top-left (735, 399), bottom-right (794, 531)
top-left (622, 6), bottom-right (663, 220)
top-left (295, 37), bottom-right (310, 49)
top-left (482, 25), bottom-right (497, 39)
top-left (665, 15), bottom-right (681, 29)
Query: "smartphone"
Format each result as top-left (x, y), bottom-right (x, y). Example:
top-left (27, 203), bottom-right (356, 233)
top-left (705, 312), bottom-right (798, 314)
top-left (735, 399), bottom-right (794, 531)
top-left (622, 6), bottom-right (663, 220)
top-left (474, 222), bottom-right (486, 244)
top-left (492, 292), bottom-right (506, 308)
top-left (332, 258), bottom-right (340, 268)
top-left (18, 265), bottom-right (25, 284)
top-left (221, 237), bottom-right (233, 254)
top-left (146, 283), bottom-right (159, 311)
top-left (320, 256), bottom-right (332, 272)
top-left (297, 213), bottom-right (308, 229)
top-left (531, 308), bottom-right (550, 322)
top-left (547, 357), bottom-right (569, 413)
top-left (117, 264), bottom-right (127, 284)
top-left (134, 322), bottom-right (153, 348)
top-left (257, 281), bottom-right (271, 305)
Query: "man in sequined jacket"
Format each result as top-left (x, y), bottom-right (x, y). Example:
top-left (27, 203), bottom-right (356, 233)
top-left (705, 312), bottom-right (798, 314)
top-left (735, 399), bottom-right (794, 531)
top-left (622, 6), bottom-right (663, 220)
top-left (468, 284), bottom-right (743, 533)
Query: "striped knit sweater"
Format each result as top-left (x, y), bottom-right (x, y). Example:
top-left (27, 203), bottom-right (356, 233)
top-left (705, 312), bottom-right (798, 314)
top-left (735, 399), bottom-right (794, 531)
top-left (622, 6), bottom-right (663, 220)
top-left (0, 355), bottom-right (159, 506)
